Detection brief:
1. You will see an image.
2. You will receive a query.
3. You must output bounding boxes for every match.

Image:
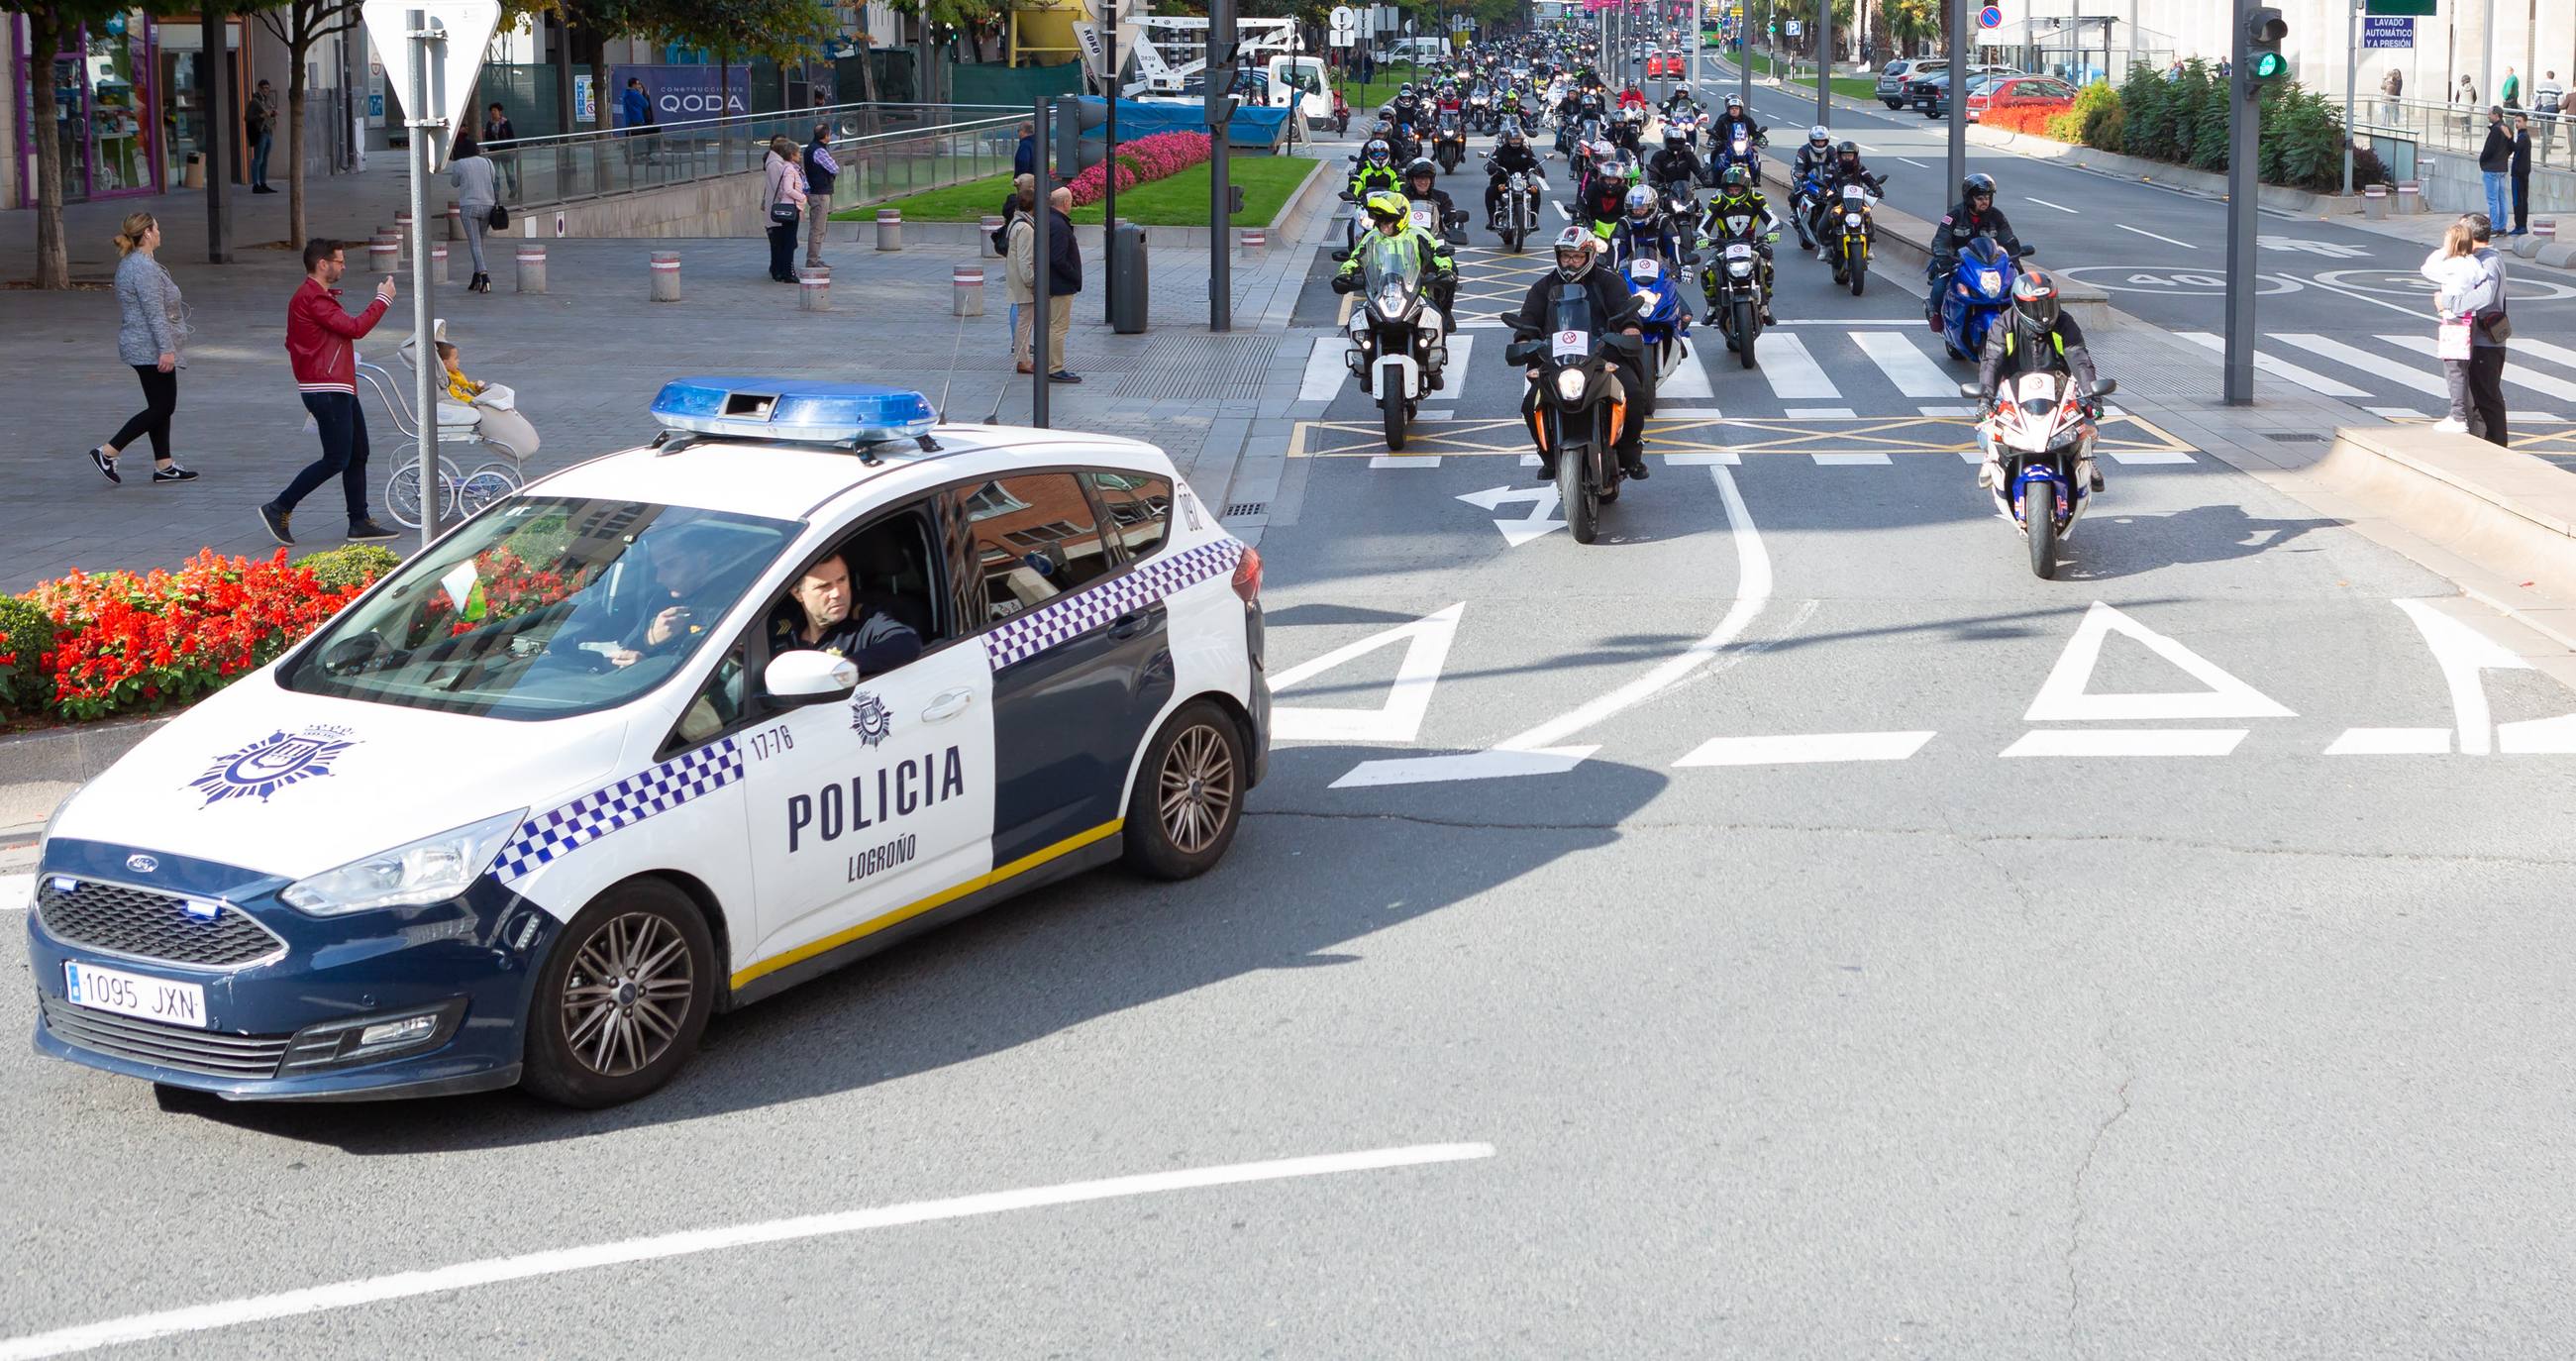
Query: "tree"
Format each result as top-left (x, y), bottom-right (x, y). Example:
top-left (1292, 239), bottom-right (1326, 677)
top-left (253, 0), bottom-right (364, 249)
top-left (19, 2), bottom-right (169, 287)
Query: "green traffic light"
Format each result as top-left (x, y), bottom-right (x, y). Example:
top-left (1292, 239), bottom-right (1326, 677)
top-left (2251, 52), bottom-right (2287, 78)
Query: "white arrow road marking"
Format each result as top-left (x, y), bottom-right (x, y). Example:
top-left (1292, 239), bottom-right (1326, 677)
top-left (2390, 597), bottom-right (2576, 755)
top-left (1455, 483), bottom-right (1568, 546)
top-left (1271, 603), bottom-right (1466, 744)
top-left (2003, 729), bottom-right (2249, 758)
top-left (1335, 465), bottom-right (1771, 787)
top-left (2024, 602), bottom-right (2297, 723)
top-left (1675, 731), bottom-right (1934, 766)
top-left (2322, 727), bottom-right (2453, 756)
top-left (0, 1144), bottom-right (1495, 1361)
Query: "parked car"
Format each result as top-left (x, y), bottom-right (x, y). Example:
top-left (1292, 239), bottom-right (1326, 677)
top-left (1875, 58), bottom-right (1923, 109)
top-left (1966, 74), bottom-right (2081, 123)
top-left (1910, 66), bottom-right (2020, 117)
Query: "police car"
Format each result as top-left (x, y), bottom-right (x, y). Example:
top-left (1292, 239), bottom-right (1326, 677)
top-left (27, 380), bottom-right (1270, 1107)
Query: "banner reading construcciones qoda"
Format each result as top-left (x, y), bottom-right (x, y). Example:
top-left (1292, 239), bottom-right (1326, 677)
top-left (610, 64), bottom-right (756, 124)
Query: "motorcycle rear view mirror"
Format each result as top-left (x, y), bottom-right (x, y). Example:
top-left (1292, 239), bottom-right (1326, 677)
top-left (1504, 338), bottom-right (1548, 366)
top-left (2091, 378), bottom-right (2118, 397)
top-left (1956, 381), bottom-right (1983, 398)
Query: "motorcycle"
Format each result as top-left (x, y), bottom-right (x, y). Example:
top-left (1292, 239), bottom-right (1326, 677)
top-left (1504, 287), bottom-right (1648, 545)
top-left (1433, 112), bottom-right (1469, 174)
top-left (1343, 233), bottom-right (1450, 453)
top-left (1715, 130), bottom-right (1762, 183)
top-left (1790, 171), bottom-right (1825, 249)
top-left (1468, 85), bottom-right (1496, 134)
top-left (1939, 236), bottom-right (2034, 360)
top-left (1610, 105), bottom-right (1647, 154)
top-left (1623, 256), bottom-right (1693, 386)
top-left (1828, 181), bottom-right (1875, 294)
top-left (1962, 373), bottom-right (2118, 578)
top-left (1655, 175), bottom-right (1699, 232)
top-left (1494, 167), bottom-right (1547, 252)
top-left (1700, 232), bottom-right (1766, 369)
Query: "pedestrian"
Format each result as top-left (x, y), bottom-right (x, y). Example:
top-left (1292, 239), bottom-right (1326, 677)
top-left (1013, 120), bottom-right (1037, 177)
top-left (2458, 214), bottom-right (2512, 446)
top-left (481, 101), bottom-right (518, 197)
top-left (447, 129), bottom-right (498, 293)
top-left (86, 211), bottom-right (198, 485)
top-left (2380, 65), bottom-right (2403, 123)
top-left (2477, 107), bottom-right (2513, 234)
top-left (2454, 75), bottom-right (2478, 134)
top-left (2500, 65), bottom-right (2521, 110)
top-left (762, 135), bottom-right (807, 283)
top-left (2538, 72), bottom-right (2565, 161)
top-left (2421, 219), bottom-right (2483, 434)
top-left (258, 238), bottom-right (399, 545)
top-left (2509, 113), bottom-right (2532, 235)
top-left (1042, 185), bottom-right (1082, 384)
top-left (621, 76), bottom-right (651, 163)
top-left (246, 80), bottom-right (277, 193)
top-left (801, 121), bottom-right (839, 268)
top-left (1002, 173), bottom-right (1036, 369)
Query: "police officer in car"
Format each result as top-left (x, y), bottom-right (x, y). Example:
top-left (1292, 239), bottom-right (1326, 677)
top-left (772, 552), bottom-right (923, 677)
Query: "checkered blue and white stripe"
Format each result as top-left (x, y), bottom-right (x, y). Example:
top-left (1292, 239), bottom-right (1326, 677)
top-left (492, 738), bottom-right (744, 884)
top-left (980, 539), bottom-right (1244, 672)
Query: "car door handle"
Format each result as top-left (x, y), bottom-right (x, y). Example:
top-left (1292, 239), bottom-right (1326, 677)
top-left (1110, 607), bottom-right (1158, 640)
top-left (920, 688), bottom-right (975, 722)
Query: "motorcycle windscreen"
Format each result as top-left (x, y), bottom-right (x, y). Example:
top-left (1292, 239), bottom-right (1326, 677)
top-left (1357, 234), bottom-right (1425, 311)
top-left (1549, 283), bottom-right (1608, 351)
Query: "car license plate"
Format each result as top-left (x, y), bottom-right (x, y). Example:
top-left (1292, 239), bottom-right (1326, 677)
top-left (63, 961), bottom-right (208, 1029)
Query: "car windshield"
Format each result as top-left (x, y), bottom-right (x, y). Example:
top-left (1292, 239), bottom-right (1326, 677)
top-left (277, 496), bottom-right (797, 720)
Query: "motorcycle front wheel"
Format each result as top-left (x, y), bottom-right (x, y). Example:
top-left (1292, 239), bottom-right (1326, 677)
top-left (1849, 238), bottom-right (1868, 295)
top-left (2023, 481), bottom-right (2059, 579)
top-left (1733, 299), bottom-right (1758, 369)
top-left (1559, 433), bottom-right (1597, 545)
top-left (1382, 359), bottom-right (1409, 452)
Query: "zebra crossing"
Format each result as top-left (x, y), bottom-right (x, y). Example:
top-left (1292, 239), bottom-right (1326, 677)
top-left (2176, 330), bottom-right (2576, 421)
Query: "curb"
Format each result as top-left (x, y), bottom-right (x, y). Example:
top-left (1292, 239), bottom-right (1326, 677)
top-left (2304, 426), bottom-right (2576, 608)
top-left (0, 714), bottom-right (175, 856)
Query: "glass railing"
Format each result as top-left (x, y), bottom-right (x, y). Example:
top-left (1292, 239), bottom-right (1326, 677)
top-left (2348, 94), bottom-right (2572, 172)
top-left (473, 102), bottom-right (1027, 209)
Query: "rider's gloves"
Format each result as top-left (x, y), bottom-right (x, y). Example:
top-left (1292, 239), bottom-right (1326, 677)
top-left (1331, 273), bottom-right (1359, 295)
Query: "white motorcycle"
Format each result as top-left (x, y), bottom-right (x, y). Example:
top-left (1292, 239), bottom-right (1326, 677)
top-left (1964, 372), bottom-right (2118, 579)
top-left (1343, 229), bottom-right (1451, 452)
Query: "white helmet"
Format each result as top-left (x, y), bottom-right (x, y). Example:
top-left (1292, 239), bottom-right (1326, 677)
top-left (1807, 124), bottom-right (1829, 148)
top-left (1552, 225), bottom-right (1598, 280)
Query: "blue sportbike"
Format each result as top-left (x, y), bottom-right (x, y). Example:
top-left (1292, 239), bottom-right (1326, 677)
top-left (1937, 236), bottom-right (2033, 361)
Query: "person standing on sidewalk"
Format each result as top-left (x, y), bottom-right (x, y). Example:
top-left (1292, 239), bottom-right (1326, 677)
top-left (481, 102), bottom-right (518, 197)
top-left (2477, 108), bottom-right (2514, 232)
top-left (1003, 174), bottom-right (1037, 371)
top-left (2537, 74), bottom-right (2565, 162)
top-left (247, 81), bottom-right (277, 193)
top-left (2500, 66), bottom-right (2521, 110)
top-left (1013, 121), bottom-right (1037, 177)
top-left (801, 121), bottom-right (839, 269)
top-left (448, 130), bottom-right (498, 292)
top-left (762, 136), bottom-right (808, 282)
top-left (1041, 186), bottom-right (1082, 384)
top-left (2508, 114), bottom-right (2532, 235)
top-left (2421, 220), bottom-right (2484, 435)
top-left (88, 213), bottom-right (198, 485)
top-left (258, 239), bottom-right (399, 545)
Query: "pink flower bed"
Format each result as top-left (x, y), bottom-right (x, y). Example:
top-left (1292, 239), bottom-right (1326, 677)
top-left (1065, 132), bottom-right (1213, 207)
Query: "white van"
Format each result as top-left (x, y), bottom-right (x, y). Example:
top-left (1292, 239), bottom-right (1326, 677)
top-left (1375, 37), bottom-right (1452, 65)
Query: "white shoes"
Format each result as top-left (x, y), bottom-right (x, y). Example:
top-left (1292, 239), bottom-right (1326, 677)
top-left (2429, 417), bottom-right (2470, 433)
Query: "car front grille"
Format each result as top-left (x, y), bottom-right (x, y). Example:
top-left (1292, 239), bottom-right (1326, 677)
top-left (38, 996), bottom-right (290, 1080)
top-left (36, 879), bottom-right (284, 970)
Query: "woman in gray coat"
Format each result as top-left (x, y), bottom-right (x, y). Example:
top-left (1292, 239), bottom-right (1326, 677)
top-left (450, 130), bottom-right (500, 292)
top-left (88, 212), bottom-right (197, 484)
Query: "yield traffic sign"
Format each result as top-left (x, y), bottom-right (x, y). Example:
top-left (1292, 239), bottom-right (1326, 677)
top-left (361, 0), bottom-right (499, 170)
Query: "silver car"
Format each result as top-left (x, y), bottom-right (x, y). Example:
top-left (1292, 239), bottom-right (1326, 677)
top-left (1876, 58), bottom-right (1927, 108)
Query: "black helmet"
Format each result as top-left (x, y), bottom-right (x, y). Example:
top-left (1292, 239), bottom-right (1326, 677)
top-left (1664, 125), bottom-right (1687, 146)
top-left (1719, 165), bottom-right (1750, 193)
top-left (1963, 171), bottom-right (1998, 200)
top-left (1405, 157), bottom-right (1437, 183)
top-left (1501, 126), bottom-right (1526, 147)
top-left (2011, 269), bottom-right (2060, 332)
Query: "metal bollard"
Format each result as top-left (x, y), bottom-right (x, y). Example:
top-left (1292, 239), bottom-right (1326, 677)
top-left (979, 215), bottom-right (1004, 258)
top-left (2396, 181), bottom-right (2421, 214)
top-left (430, 243), bottom-right (449, 285)
top-left (650, 251), bottom-right (682, 302)
top-left (799, 266), bottom-right (832, 311)
top-left (447, 204), bottom-right (464, 242)
top-left (394, 208), bottom-right (414, 268)
top-left (876, 209), bottom-right (901, 252)
top-left (952, 265), bottom-right (984, 317)
top-left (2362, 184), bottom-right (2388, 221)
top-left (515, 243), bottom-right (548, 294)
top-left (1239, 227), bottom-right (1267, 255)
top-left (367, 233), bottom-right (399, 276)
top-left (2536, 218), bottom-right (2558, 239)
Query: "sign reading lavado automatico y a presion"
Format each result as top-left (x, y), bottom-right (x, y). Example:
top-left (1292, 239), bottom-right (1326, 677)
top-left (2360, 16), bottom-right (2414, 48)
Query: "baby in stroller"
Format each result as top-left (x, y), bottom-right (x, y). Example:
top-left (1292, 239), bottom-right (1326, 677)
top-left (433, 337), bottom-right (540, 460)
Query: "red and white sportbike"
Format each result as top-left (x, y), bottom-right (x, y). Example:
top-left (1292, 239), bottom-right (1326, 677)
top-left (1965, 371), bottom-right (2117, 579)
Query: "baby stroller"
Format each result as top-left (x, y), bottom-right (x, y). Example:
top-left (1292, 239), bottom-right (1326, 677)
top-left (354, 319), bottom-right (542, 529)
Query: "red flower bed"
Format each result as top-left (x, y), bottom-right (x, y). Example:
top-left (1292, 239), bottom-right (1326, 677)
top-left (1065, 131), bottom-right (1213, 207)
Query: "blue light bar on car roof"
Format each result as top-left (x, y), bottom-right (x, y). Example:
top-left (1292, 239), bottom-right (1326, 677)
top-left (649, 377), bottom-right (938, 444)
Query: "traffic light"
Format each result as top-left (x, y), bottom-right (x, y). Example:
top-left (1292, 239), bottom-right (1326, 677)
top-left (2243, 7), bottom-right (2288, 97)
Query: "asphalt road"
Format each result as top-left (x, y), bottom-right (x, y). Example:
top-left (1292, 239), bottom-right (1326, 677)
top-left (5, 89), bottom-right (2576, 1361)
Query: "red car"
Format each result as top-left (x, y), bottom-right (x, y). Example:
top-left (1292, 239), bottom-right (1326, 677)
top-left (1966, 75), bottom-right (2080, 123)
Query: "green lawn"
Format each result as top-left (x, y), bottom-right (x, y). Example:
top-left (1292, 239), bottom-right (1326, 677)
top-left (838, 156), bottom-right (1321, 227)
top-left (1734, 50), bottom-right (1880, 102)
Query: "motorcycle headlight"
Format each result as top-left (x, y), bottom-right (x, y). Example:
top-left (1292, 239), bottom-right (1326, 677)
top-left (1554, 367), bottom-right (1588, 401)
top-left (1845, 213), bottom-right (1862, 226)
top-left (279, 808), bottom-right (526, 915)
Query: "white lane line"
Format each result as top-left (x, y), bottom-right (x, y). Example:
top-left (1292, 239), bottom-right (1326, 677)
top-left (1852, 330), bottom-right (1958, 398)
top-left (1658, 345), bottom-right (1716, 401)
top-left (1370, 455), bottom-right (1443, 468)
top-left (2324, 727), bottom-right (2452, 756)
top-left (1656, 405), bottom-right (1724, 417)
top-left (2108, 449), bottom-right (2196, 465)
top-left (2001, 729), bottom-right (2249, 758)
top-left (2509, 337), bottom-right (2576, 373)
top-left (1760, 334), bottom-right (1841, 400)
top-left (1774, 318), bottom-right (1919, 326)
top-left (1335, 463), bottom-right (1771, 787)
top-left (0, 875), bottom-right (28, 912)
top-left (1810, 452), bottom-right (1892, 465)
top-left (2364, 405), bottom-right (2426, 421)
top-left (2377, 333), bottom-right (2576, 402)
top-left (0, 1145), bottom-right (1496, 1361)
top-left (1675, 731), bottom-right (1934, 766)
top-left (1297, 337), bottom-right (1348, 402)
top-left (2172, 331), bottom-right (2372, 398)
top-left (1553, 201), bottom-right (1571, 222)
top-left (1783, 405), bottom-right (1857, 418)
top-left (1441, 335), bottom-right (1475, 393)
top-left (1918, 403), bottom-right (1979, 417)
top-left (2113, 223), bottom-right (2198, 250)
top-left (1663, 450), bottom-right (1741, 465)
top-left (2025, 196), bottom-right (2079, 214)
top-left (1897, 157), bottom-right (1929, 168)
top-left (2267, 333), bottom-right (2451, 398)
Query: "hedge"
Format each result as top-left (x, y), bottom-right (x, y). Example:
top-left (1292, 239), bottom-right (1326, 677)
top-left (1987, 60), bottom-right (2387, 192)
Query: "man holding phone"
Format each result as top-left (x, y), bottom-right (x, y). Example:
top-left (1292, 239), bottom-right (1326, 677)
top-left (260, 239), bottom-right (400, 546)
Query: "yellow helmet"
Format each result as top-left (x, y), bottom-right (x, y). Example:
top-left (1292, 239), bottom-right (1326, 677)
top-left (1364, 190), bottom-right (1410, 225)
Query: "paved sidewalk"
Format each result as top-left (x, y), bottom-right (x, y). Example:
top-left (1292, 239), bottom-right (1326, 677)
top-left (0, 203), bottom-right (1334, 592)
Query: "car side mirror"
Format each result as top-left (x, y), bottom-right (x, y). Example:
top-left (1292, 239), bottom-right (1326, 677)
top-left (762, 649), bottom-right (858, 707)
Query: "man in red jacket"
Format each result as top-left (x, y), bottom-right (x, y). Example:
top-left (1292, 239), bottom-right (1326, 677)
top-left (259, 238), bottom-right (401, 545)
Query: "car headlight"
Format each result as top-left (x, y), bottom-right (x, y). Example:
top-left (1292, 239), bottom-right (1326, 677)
top-left (1554, 367), bottom-right (1588, 401)
top-left (280, 808), bottom-right (527, 916)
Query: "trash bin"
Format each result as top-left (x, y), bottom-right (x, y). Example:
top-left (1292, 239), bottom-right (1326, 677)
top-left (1109, 223), bottom-right (1149, 335)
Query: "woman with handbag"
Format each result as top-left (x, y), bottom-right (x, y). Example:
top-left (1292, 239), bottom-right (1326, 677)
top-left (763, 136), bottom-right (809, 283)
top-left (2420, 220), bottom-right (2484, 435)
top-left (449, 130), bottom-right (501, 293)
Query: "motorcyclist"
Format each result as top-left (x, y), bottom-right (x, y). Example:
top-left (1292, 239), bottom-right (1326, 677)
top-left (1391, 83), bottom-right (1424, 135)
top-left (1334, 189), bottom-right (1459, 390)
top-left (1974, 270), bottom-right (2104, 491)
top-left (1788, 125), bottom-right (1835, 249)
top-left (1927, 171), bottom-right (2025, 326)
top-left (1507, 227), bottom-right (1652, 482)
top-left (1647, 125), bottom-right (1703, 196)
top-left (1436, 81), bottom-right (1463, 116)
top-left (1696, 165), bottom-right (1781, 326)
top-left (1604, 184), bottom-right (1689, 269)
top-left (1660, 83), bottom-right (1701, 120)
top-left (1616, 82), bottom-right (1649, 112)
top-left (1581, 157), bottom-right (1637, 234)
top-left (1348, 138), bottom-right (1401, 200)
top-left (1397, 158), bottom-right (1463, 327)
top-left (1711, 95), bottom-right (1763, 145)
top-left (1485, 127), bottom-right (1547, 229)
top-left (1810, 140), bottom-right (1888, 261)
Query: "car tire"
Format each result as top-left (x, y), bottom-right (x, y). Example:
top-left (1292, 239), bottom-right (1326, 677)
top-left (522, 879), bottom-right (716, 1108)
top-left (1121, 698), bottom-right (1248, 882)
